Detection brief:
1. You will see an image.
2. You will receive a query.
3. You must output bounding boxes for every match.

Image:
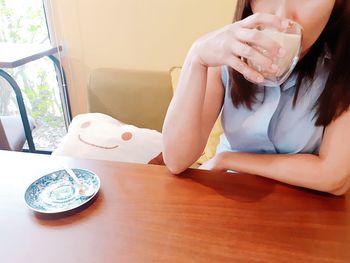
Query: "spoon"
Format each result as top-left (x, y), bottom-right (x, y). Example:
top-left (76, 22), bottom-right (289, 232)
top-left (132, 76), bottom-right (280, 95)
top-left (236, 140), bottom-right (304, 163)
top-left (61, 163), bottom-right (94, 197)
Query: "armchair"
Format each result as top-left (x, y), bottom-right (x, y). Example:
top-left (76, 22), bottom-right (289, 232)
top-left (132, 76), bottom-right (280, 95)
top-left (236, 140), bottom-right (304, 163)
top-left (0, 115), bottom-right (36, 151)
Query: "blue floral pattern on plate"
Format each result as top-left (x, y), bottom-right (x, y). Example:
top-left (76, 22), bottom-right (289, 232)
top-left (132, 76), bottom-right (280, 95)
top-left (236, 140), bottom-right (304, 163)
top-left (24, 169), bottom-right (100, 213)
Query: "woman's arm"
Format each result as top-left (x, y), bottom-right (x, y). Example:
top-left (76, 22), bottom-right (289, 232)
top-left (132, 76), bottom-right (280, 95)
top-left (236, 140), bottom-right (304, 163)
top-left (163, 14), bottom-right (288, 173)
top-left (162, 57), bottom-right (224, 173)
top-left (200, 108), bottom-right (350, 195)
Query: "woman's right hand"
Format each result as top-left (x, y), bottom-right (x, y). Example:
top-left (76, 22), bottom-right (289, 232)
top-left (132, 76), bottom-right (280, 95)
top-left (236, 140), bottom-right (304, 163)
top-left (190, 13), bottom-right (289, 83)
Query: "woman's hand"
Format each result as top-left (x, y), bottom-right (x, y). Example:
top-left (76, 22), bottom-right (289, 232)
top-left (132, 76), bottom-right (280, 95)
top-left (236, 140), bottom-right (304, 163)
top-left (198, 152), bottom-right (228, 172)
top-left (190, 13), bottom-right (289, 83)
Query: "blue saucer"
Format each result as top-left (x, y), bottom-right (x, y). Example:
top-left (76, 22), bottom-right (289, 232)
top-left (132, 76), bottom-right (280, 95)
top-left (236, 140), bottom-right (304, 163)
top-left (24, 168), bottom-right (100, 213)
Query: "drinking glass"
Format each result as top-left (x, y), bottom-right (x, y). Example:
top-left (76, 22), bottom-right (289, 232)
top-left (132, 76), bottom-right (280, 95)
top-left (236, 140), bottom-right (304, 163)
top-left (244, 20), bottom-right (303, 86)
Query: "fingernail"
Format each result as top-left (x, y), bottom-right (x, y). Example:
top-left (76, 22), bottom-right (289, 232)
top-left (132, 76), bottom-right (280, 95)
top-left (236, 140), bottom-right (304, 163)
top-left (278, 48), bottom-right (286, 57)
top-left (270, 64), bottom-right (278, 72)
top-left (256, 76), bottom-right (264, 83)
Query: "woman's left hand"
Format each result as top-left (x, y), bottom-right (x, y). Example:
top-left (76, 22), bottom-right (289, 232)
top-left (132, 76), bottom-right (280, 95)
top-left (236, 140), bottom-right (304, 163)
top-left (198, 152), bottom-right (227, 172)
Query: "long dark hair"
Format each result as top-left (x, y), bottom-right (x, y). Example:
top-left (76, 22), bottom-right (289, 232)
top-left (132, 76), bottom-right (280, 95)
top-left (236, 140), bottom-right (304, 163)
top-left (230, 0), bottom-right (350, 126)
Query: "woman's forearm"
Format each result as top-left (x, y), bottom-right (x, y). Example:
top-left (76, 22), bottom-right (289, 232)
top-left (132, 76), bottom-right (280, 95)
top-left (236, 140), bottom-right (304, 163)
top-left (162, 47), bottom-right (209, 170)
top-left (219, 152), bottom-right (348, 194)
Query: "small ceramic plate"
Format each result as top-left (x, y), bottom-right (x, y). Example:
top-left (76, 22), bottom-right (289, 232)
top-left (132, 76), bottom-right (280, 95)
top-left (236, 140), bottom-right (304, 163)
top-left (24, 168), bottom-right (100, 213)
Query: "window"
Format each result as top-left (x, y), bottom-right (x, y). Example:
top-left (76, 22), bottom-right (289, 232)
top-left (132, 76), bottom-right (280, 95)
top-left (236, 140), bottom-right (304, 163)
top-left (0, 0), bottom-right (68, 151)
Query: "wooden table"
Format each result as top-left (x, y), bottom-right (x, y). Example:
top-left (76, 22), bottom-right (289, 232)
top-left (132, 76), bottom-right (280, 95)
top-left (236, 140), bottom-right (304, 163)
top-left (1, 150), bottom-right (349, 262)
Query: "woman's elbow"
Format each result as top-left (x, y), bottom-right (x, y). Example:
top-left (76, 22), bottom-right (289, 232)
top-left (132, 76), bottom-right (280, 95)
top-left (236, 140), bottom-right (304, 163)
top-left (166, 164), bottom-right (187, 175)
top-left (163, 157), bottom-right (188, 174)
top-left (162, 142), bottom-right (201, 174)
top-left (162, 149), bottom-right (195, 174)
top-left (323, 173), bottom-right (350, 196)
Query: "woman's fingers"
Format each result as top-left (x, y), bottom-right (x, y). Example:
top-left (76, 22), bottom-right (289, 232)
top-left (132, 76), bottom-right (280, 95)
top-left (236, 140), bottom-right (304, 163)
top-left (226, 13), bottom-right (290, 77)
top-left (191, 12), bottom-right (290, 79)
top-left (226, 56), bottom-right (265, 83)
top-left (230, 41), bottom-right (278, 73)
top-left (238, 12), bottom-right (289, 30)
top-left (235, 27), bottom-right (285, 58)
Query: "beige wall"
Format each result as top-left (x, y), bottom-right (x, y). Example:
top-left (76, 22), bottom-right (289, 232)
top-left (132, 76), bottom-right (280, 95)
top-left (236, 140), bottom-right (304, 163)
top-left (46, 0), bottom-right (236, 115)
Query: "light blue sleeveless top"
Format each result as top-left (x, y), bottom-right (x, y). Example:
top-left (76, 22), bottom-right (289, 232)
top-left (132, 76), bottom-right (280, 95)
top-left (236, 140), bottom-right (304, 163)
top-left (217, 61), bottom-right (328, 155)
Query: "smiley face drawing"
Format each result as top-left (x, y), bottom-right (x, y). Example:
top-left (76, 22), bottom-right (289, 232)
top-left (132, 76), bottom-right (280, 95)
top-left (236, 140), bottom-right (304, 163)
top-left (53, 113), bottom-right (163, 164)
top-left (78, 120), bottom-right (133, 149)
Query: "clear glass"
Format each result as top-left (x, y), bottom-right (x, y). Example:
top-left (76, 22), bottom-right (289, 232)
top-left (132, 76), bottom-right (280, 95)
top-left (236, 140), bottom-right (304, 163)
top-left (244, 20), bottom-right (303, 87)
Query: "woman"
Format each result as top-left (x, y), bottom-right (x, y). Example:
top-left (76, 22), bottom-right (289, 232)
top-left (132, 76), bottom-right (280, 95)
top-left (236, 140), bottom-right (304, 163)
top-left (162, 0), bottom-right (350, 195)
